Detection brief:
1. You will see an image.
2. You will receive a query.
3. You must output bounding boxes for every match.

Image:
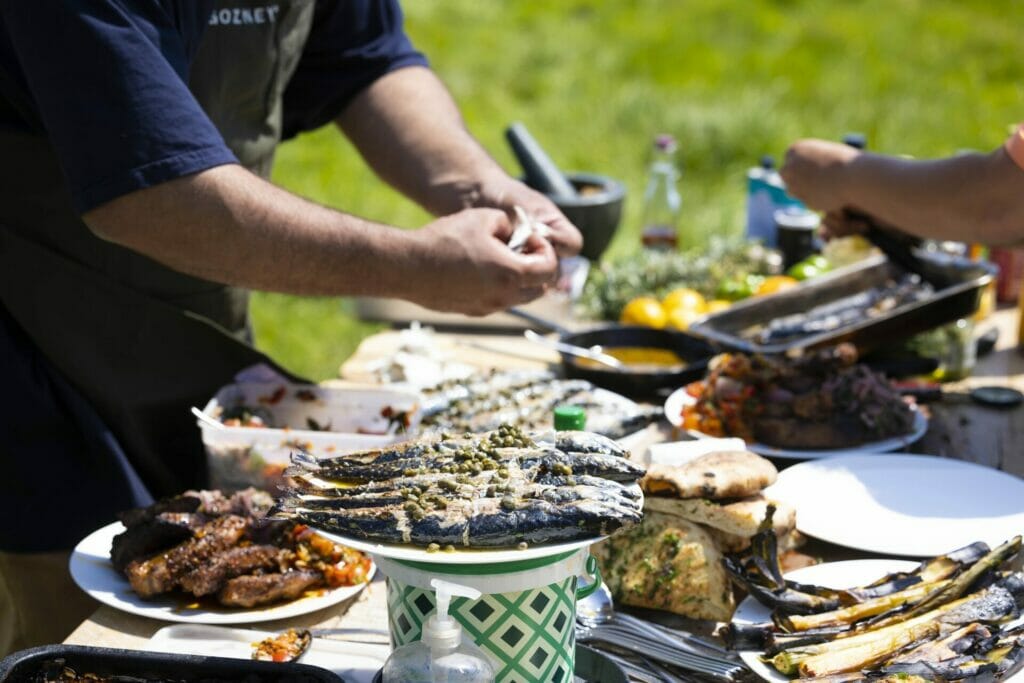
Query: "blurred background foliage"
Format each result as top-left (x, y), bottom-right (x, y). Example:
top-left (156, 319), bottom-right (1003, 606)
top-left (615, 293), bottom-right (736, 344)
top-left (255, 0), bottom-right (1022, 380)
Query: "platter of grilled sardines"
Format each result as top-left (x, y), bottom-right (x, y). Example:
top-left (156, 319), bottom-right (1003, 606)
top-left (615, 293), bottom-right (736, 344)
top-left (272, 423), bottom-right (646, 563)
top-left (725, 508), bottom-right (1024, 681)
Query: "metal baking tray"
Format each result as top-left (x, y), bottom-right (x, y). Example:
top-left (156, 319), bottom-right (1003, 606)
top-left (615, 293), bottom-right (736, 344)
top-left (687, 253), bottom-right (996, 355)
top-left (0, 644), bottom-right (344, 683)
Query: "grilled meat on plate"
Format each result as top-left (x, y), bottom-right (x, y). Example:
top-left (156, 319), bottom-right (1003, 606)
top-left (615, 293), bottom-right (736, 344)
top-left (218, 570), bottom-right (323, 608)
top-left (123, 515), bottom-right (248, 598)
top-left (421, 370), bottom-right (662, 439)
top-left (178, 544), bottom-right (285, 597)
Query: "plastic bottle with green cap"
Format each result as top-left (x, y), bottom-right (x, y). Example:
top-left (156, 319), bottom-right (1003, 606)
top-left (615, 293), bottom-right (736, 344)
top-left (553, 405), bottom-right (587, 431)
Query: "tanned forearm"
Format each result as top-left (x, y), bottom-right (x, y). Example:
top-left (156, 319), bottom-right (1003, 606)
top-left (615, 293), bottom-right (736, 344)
top-left (82, 163), bottom-right (560, 315)
top-left (83, 164), bottom-right (418, 297)
top-left (336, 65), bottom-right (507, 215)
top-left (840, 149), bottom-right (1024, 245)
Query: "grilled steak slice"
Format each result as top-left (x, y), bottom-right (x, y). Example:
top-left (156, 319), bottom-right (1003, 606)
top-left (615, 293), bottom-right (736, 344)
top-left (179, 544), bottom-right (285, 597)
top-left (247, 518), bottom-right (296, 547)
top-left (185, 488), bottom-right (275, 518)
top-left (753, 415), bottom-right (868, 449)
top-left (124, 515), bottom-right (248, 598)
top-left (116, 495), bottom-right (201, 529)
top-left (110, 512), bottom-right (207, 573)
top-left (218, 570), bottom-right (323, 608)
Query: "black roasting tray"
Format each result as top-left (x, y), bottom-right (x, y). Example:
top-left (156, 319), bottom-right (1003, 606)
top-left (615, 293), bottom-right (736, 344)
top-left (370, 644), bottom-right (628, 683)
top-left (0, 645), bottom-right (345, 683)
top-left (687, 252), bottom-right (996, 355)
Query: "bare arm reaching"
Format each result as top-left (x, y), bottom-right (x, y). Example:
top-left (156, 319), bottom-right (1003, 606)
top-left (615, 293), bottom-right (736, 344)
top-left (336, 66), bottom-right (583, 257)
top-left (781, 138), bottom-right (1024, 246)
top-left (83, 163), bottom-right (557, 316)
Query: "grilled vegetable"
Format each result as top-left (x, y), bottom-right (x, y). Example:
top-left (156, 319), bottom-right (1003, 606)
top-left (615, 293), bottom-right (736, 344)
top-left (724, 506), bottom-right (853, 615)
top-left (727, 506), bottom-right (1024, 681)
top-left (790, 619), bottom-right (940, 678)
top-left (780, 579), bottom-right (952, 632)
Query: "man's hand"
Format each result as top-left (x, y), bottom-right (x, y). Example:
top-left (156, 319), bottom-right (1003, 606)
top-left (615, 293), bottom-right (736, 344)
top-left (821, 210), bottom-right (874, 240)
top-left (337, 67), bottom-right (582, 257)
top-left (474, 177), bottom-right (583, 258)
top-left (781, 139), bottom-right (861, 213)
top-left (406, 208), bottom-right (559, 315)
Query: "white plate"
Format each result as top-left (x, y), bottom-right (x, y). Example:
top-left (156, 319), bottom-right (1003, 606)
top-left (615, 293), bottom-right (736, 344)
top-left (69, 522), bottom-right (375, 624)
top-left (314, 528), bottom-right (599, 565)
top-left (663, 387), bottom-right (927, 459)
top-left (767, 454), bottom-right (1024, 556)
top-left (147, 624), bottom-right (389, 683)
top-left (732, 559), bottom-right (1024, 682)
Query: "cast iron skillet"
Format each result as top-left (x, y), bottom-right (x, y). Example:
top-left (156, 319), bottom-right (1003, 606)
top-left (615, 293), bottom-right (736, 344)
top-left (507, 307), bottom-right (714, 401)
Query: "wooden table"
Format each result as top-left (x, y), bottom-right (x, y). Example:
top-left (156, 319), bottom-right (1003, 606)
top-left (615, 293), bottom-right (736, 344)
top-left (64, 307), bottom-right (1024, 658)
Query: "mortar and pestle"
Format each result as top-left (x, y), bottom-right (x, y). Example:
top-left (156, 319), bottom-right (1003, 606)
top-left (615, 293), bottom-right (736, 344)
top-left (505, 122), bottom-right (624, 261)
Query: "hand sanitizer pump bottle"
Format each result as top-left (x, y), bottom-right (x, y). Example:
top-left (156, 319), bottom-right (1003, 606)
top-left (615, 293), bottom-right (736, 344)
top-left (382, 579), bottom-right (496, 682)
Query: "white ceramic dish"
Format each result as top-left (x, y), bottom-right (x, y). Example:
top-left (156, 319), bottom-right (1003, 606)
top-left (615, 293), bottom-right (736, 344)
top-left (663, 387), bottom-right (927, 459)
top-left (315, 528), bottom-right (599, 566)
top-left (767, 454), bottom-right (1024, 556)
top-left (147, 624), bottom-right (390, 683)
top-left (70, 522), bottom-right (375, 624)
top-left (732, 559), bottom-right (1023, 682)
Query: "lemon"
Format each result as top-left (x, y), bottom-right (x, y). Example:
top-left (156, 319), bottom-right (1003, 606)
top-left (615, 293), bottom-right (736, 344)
top-left (661, 288), bottom-right (707, 315)
top-left (666, 307), bottom-right (705, 330)
top-left (755, 275), bottom-right (799, 296)
top-left (619, 296), bottom-right (667, 328)
top-left (705, 299), bottom-right (731, 313)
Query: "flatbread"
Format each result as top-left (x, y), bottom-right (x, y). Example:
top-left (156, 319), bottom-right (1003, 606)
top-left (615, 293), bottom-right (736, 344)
top-left (643, 494), bottom-right (795, 538)
top-left (708, 525), bottom-right (805, 554)
top-left (593, 512), bottom-right (735, 621)
top-left (640, 450), bottom-right (777, 499)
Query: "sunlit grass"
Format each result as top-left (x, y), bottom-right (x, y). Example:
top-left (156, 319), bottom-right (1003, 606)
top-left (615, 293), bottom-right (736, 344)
top-left (254, 0), bottom-right (1022, 380)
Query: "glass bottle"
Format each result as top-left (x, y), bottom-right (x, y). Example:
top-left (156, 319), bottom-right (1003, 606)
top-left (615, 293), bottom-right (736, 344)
top-left (641, 134), bottom-right (683, 250)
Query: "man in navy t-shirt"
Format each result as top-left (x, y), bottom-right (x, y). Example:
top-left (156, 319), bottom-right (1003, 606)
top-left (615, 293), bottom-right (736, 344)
top-left (0, 0), bottom-right (580, 651)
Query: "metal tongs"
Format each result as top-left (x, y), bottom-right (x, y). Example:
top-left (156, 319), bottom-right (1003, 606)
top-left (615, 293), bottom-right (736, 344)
top-left (846, 209), bottom-right (942, 288)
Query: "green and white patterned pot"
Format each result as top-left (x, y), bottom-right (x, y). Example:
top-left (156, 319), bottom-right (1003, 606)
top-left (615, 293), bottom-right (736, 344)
top-left (377, 548), bottom-right (601, 683)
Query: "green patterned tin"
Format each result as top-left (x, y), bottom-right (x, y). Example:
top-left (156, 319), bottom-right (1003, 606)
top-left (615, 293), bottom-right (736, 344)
top-left (376, 548), bottom-right (600, 683)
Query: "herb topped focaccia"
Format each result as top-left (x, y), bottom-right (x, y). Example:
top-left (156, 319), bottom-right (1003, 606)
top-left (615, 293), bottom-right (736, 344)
top-left (593, 511), bottom-right (735, 621)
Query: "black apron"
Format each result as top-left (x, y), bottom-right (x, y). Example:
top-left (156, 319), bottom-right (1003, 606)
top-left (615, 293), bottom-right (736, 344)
top-left (0, 0), bottom-right (316, 551)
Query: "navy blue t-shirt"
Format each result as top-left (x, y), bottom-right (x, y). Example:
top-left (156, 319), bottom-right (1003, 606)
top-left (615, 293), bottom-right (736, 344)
top-left (0, 0), bottom-right (427, 214)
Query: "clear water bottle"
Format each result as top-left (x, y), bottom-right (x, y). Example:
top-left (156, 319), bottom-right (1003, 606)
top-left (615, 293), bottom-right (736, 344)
top-left (640, 134), bottom-right (683, 250)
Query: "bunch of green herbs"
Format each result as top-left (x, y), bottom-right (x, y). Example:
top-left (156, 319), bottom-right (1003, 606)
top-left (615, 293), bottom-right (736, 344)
top-left (578, 238), bottom-right (780, 321)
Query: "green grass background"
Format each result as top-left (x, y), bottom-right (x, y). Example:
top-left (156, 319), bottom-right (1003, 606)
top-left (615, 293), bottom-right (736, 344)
top-left (254, 0), bottom-right (1022, 381)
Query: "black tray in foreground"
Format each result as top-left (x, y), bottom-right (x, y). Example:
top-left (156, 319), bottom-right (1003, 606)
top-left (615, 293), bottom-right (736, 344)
top-left (0, 644), bottom-right (344, 683)
top-left (371, 644), bottom-right (627, 683)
